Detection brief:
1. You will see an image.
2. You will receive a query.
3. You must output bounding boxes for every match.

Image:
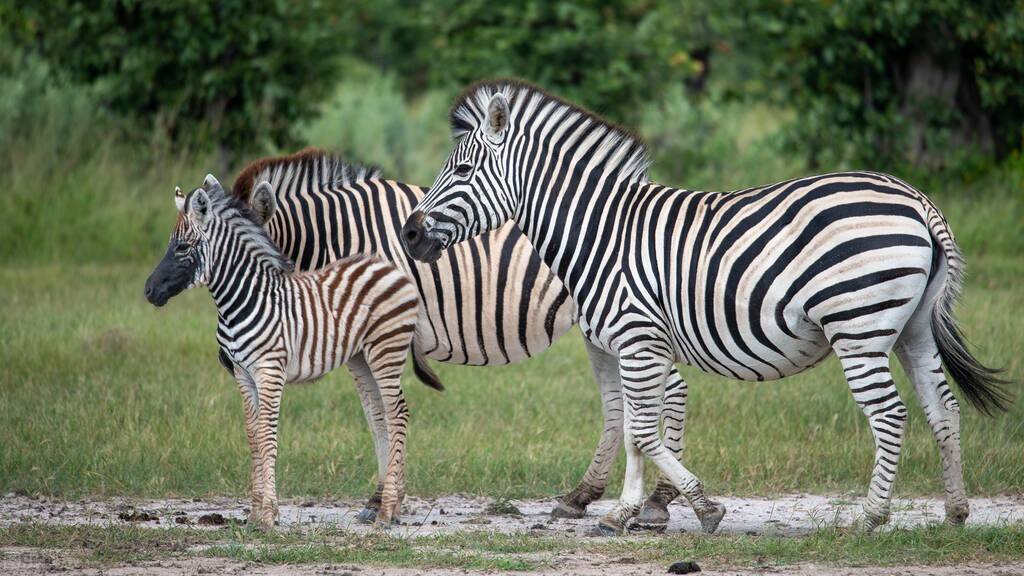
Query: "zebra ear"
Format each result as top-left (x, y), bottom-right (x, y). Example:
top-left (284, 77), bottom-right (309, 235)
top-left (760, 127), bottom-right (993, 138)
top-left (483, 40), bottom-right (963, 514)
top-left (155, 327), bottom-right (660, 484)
top-left (202, 173), bottom-right (223, 193)
top-left (188, 188), bottom-right (212, 225)
top-left (250, 181), bottom-right (277, 225)
top-left (174, 186), bottom-right (186, 212)
top-left (483, 93), bottom-right (509, 144)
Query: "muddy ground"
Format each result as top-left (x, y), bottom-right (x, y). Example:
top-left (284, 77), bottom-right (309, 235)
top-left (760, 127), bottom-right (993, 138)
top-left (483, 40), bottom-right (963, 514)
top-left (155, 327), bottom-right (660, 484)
top-left (3, 493), bottom-right (1022, 536)
top-left (2, 494), bottom-right (1023, 575)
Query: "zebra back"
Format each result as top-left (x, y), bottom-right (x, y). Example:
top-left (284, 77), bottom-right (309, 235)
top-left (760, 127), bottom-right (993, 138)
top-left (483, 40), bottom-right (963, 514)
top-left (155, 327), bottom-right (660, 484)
top-left (231, 149), bottom-right (578, 366)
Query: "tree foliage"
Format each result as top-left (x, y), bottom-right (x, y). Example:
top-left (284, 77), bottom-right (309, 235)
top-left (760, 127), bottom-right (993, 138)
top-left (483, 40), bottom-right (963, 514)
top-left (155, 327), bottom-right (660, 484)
top-left (735, 0), bottom-right (1024, 168)
top-left (5, 0), bottom-right (344, 153)
top-left (337, 0), bottom-right (709, 124)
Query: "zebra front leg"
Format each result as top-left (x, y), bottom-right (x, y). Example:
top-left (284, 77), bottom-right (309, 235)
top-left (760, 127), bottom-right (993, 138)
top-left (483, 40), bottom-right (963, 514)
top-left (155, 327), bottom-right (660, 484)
top-left (838, 352), bottom-right (907, 531)
top-left (254, 367), bottom-right (286, 531)
top-left (234, 370), bottom-right (264, 526)
top-left (553, 341), bottom-right (622, 519)
top-left (362, 347), bottom-right (410, 529)
top-left (348, 358), bottom-right (390, 524)
top-left (635, 367), bottom-right (687, 528)
top-left (599, 347), bottom-right (724, 536)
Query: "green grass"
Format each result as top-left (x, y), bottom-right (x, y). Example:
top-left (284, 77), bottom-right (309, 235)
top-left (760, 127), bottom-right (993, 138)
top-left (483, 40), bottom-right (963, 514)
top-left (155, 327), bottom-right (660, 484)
top-left (2, 523), bottom-right (1022, 570)
top-left (1, 62), bottom-right (1021, 502)
top-left (0, 251), bottom-right (1020, 499)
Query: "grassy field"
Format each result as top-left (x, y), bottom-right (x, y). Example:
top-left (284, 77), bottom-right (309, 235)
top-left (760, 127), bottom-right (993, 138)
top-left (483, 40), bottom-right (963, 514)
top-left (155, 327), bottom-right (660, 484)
top-left (1, 68), bottom-right (1021, 503)
top-left (0, 250), bottom-right (1020, 500)
top-left (2, 523), bottom-right (1023, 570)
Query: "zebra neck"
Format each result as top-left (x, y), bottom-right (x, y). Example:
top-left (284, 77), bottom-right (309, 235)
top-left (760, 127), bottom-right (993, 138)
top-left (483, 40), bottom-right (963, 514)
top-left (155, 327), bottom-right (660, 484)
top-left (207, 243), bottom-right (286, 321)
top-left (513, 160), bottom-right (643, 305)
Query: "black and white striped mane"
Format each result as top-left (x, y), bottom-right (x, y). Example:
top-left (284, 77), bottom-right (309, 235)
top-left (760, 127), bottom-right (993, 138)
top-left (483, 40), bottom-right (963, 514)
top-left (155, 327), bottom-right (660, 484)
top-left (449, 79), bottom-right (651, 182)
top-left (200, 187), bottom-right (295, 273)
top-left (231, 148), bottom-right (382, 203)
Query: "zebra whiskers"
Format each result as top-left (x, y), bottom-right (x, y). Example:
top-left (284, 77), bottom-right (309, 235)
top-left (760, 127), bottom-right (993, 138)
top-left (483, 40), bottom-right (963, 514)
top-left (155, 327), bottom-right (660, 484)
top-left (145, 174), bottom-right (422, 531)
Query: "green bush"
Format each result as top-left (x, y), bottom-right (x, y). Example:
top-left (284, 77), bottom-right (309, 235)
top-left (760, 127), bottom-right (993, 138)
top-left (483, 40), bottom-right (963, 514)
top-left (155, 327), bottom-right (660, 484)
top-left (7, 0), bottom-right (343, 153)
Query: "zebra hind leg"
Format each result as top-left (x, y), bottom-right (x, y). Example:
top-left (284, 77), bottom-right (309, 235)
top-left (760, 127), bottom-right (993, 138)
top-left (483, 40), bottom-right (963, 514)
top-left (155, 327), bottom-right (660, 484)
top-left (552, 341), bottom-right (623, 519)
top-left (836, 348), bottom-right (907, 531)
top-left (895, 320), bottom-right (969, 525)
top-left (633, 367), bottom-right (686, 529)
top-left (348, 359), bottom-right (392, 524)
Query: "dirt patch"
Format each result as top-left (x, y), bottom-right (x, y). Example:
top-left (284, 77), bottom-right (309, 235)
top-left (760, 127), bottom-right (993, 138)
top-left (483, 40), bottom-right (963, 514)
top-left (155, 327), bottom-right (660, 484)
top-left (3, 493), bottom-right (1022, 536)
top-left (2, 547), bottom-right (1023, 576)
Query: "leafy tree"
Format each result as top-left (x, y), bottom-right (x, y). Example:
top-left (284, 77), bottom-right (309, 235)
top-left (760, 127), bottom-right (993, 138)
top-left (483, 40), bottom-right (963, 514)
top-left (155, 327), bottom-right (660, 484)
top-left (337, 0), bottom-right (710, 123)
top-left (6, 1), bottom-right (344, 154)
top-left (733, 0), bottom-right (1024, 169)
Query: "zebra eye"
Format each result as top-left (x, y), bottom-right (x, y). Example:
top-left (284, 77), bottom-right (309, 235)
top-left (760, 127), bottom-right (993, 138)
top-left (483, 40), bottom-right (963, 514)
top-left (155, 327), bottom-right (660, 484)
top-left (454, 163), bottom-right (473, 177)
top-left (174, 243), bottom-right (191, 255)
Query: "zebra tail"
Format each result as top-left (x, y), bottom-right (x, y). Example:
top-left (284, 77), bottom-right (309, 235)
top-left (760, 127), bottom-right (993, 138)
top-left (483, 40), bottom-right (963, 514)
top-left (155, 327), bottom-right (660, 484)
top-left (411, 347), bottom-right (445, 392)
top-left (925, 200), bottom-right (1012, 416)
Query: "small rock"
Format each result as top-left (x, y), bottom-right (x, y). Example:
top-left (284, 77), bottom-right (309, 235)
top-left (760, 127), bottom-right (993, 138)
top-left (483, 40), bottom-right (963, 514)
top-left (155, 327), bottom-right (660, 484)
top-left (174, 516), bottom-right (192, 525)
top-left (197, 513), bottom-right (227, 526)
top-left (668, 561), bottom-right (701, 574)
top-left (529, 523), bottom-right (548, 530)
top-left (118, 510), bottom-right (158, 522)
top-left (439, 508), bottom-right (447, 515)
top-left (300, 500), bottom-right (316, 508)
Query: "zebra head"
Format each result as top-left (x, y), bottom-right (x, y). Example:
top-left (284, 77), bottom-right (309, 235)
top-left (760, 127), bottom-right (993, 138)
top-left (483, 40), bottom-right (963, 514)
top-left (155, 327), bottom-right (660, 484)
top-left (144, 175), bottom-right (221, 306)
top-left (402, 83), bottom-right (519, 262)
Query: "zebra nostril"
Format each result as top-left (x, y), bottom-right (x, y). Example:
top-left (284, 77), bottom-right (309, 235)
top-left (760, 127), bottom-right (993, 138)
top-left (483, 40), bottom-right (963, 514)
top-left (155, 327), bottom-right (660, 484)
top-left (403, 226), bottom-right (420, 246)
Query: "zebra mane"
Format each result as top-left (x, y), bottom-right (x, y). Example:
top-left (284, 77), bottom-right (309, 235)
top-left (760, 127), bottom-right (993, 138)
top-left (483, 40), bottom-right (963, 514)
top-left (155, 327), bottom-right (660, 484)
top-left (231, 148), bottom-right (382, 203)
top-left (449, 79), bottom-right (651, 182)
top-left (198, 187), bottom-right (295, 273)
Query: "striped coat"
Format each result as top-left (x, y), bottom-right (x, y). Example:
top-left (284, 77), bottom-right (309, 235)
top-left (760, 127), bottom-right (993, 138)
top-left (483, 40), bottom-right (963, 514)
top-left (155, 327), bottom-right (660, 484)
top-left (403, 80), bottom-right (1009, 534)
top-left (229, 150), bottom-right (690, 522)
top-left (144, 175), bottom-right (418, 530)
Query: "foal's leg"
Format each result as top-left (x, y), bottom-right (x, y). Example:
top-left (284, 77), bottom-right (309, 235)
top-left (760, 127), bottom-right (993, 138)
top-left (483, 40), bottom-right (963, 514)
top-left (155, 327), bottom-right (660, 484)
top-left (234, 369), bottom-right (264, 526)
top-left (358, 345), bottom-right (411, 528)
top-left (253, 366), bottom-right (287, 531)
top-left (347, 358), bottom-right (391, 524)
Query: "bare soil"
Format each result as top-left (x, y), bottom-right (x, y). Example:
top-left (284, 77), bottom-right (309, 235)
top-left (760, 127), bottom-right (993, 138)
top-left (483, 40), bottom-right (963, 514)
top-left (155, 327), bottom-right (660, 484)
top-left (3, 493), bottom-right (1022, 536)
top-left (3, 494), bottom-right (1023, 575)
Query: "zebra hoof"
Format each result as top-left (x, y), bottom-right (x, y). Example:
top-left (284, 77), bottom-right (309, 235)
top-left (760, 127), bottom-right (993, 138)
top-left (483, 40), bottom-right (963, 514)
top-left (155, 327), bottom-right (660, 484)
top-left (635, 501), bottom-right (671, 526)
top-left (862, 510), bottom-right (890, 532)
top-left (355, 507), bottom-right (378, 524)
top-left (945, 502), bottom-right (969, 526)
top-left (590, 519), bottom-right (623, 537)
top-left (550, 500), bottom-right (586, 519)
top-left (697, 502), bottom-right (726, 534)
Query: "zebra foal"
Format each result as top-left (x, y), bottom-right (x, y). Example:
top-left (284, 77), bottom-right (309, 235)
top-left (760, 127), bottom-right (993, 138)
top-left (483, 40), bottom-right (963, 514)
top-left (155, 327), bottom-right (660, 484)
top-left (144, 175), bottom-right (421, 530)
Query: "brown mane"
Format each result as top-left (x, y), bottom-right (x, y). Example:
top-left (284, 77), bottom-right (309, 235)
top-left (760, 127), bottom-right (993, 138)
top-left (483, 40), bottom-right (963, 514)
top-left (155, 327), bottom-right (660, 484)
top-left (231, 147), bottom-right (381, 202)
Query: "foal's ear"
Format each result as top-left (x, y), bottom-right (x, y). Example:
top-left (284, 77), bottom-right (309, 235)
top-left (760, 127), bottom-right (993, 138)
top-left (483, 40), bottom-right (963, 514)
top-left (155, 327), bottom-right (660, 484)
top-left (188, 188), bottom-right (212, 226)
top-left (483, 93), bottom-right (510, 144)
top-left (174, 186), bottom-right (186, 212)
top-left (202, 173), bottom-right (223, 193)
top-left (250, 181), bottom-right (277, 225)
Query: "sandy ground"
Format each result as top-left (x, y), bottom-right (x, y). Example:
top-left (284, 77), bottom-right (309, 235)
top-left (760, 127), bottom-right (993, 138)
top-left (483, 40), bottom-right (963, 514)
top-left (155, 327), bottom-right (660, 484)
top-left (2, 494), bottom-right (1023, 575)
top-left (2, 546), bottom-right (1023, 576)
top-left (2, 493), bottom-right (1023, 536)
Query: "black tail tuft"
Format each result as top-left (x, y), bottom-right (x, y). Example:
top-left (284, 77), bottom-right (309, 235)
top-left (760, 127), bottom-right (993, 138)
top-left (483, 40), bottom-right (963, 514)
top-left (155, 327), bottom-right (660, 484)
top-left (933, 313), bottom-right (1012, 416)
top-left (411, 348), bottom-right (444, 391)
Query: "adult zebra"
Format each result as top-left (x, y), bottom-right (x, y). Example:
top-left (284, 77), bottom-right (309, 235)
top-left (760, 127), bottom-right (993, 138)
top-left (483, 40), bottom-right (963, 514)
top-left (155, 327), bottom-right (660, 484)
top-left (401, 80), bottom-right (1011, 535)
top-left (229, 149), bottom-right (688, 524)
